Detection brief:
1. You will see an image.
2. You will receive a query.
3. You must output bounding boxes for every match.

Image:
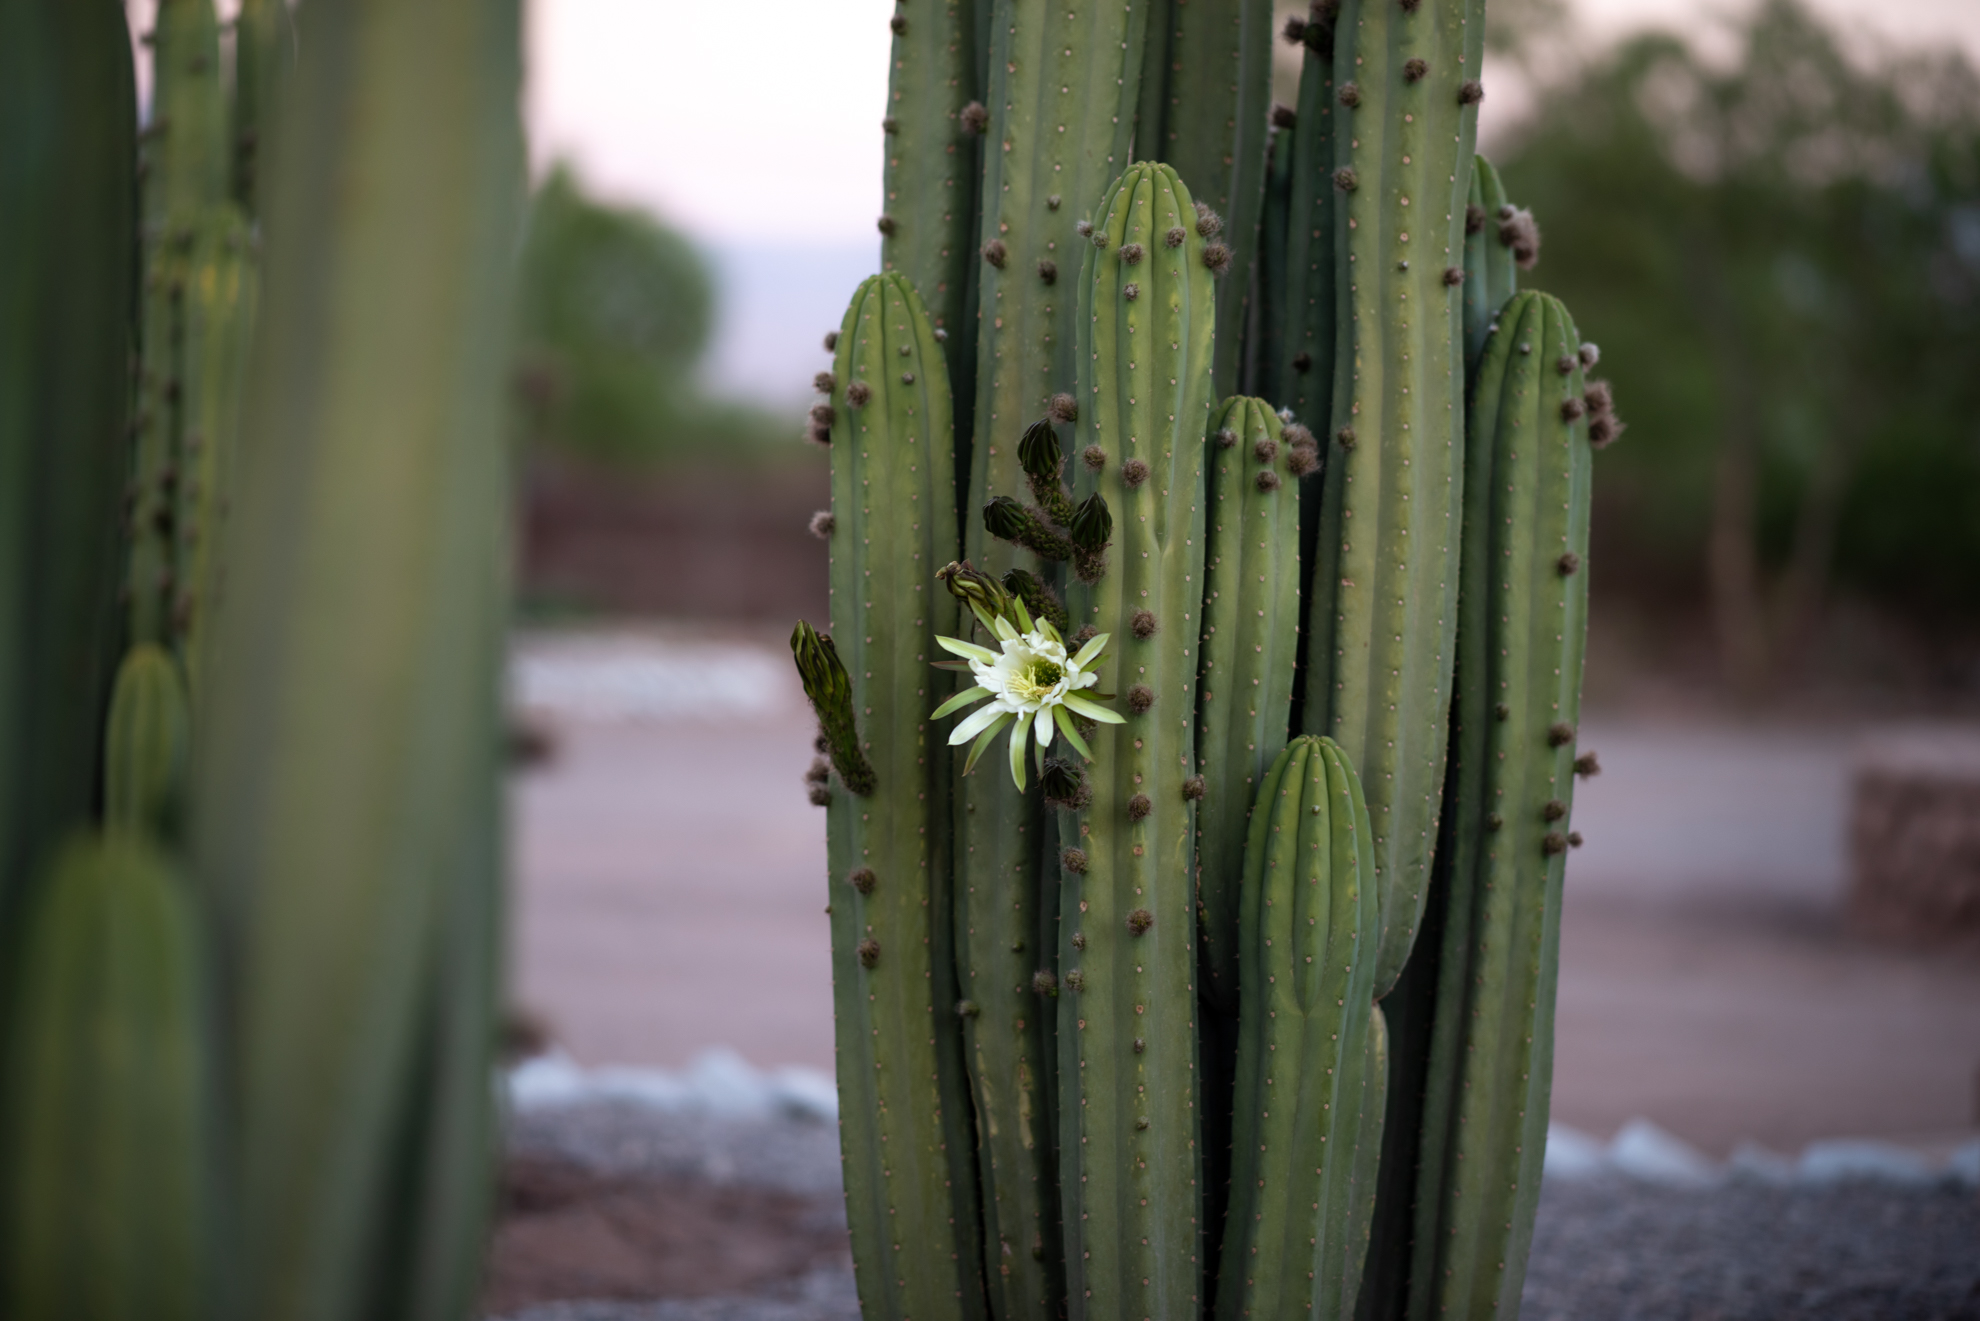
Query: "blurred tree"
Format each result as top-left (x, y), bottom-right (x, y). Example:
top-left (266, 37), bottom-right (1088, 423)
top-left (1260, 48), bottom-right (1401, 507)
top-left (1497, 0), bottom-right (1980, 690)
top-left (515, 163), bottom-right (785, 466)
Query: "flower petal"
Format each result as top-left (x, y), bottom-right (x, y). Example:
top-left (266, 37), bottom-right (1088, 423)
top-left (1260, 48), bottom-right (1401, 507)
top-left (1072, 632), bottom-right (1110, 670)
top-left (969, 602), bottom-right (1000, 635)
top-left (1062, 692), bottom-right (1125, 724)
top-left (1052, 706), bottom-right (1095, 761)
top-left (937, 635), bottom-right (999, 664)
top-left (1011, 595), bottom-right (1034, 633)
top-left (950, 700), bottom-right (1011, 745)
top-left (931, 685), bottom-right (994, 720)
top-left (992, 615), bottom-right (1020, 643)
top-left (961, 712), bottom-right (1014, 775)
top-left (1008, 711), bottom-right (1034, 791)
top-left (1035, 706), bottom-right (1056, 748)
top-left (1040, 618), bottom-right (1064, 646)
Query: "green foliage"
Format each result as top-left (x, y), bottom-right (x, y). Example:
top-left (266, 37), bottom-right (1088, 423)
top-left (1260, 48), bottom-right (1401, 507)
top-left (1497, 0), bottom-right (1980, 623)
top-left (516, 165), bottom-right (785, 467)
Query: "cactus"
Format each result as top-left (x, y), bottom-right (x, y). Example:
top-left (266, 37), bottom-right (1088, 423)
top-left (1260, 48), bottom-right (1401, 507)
top-left (1304, 0), bottom-right (1485, 997)
top-left (804, 272), bottom-right (990, 1320)
top-left (0, 833), bottom-right (213, 1321)
top-left (1461, 155), bottom-right (1520, 375)
top-left (104, 644), bottom-right (192, 838)
top-left (880, 0), bottom-right (985, 464)
top-left (1269, 14), bottom-right (1341, 436)
top-left (1215, 735), bottom-right (1380, 1320)
top-left (189, 0), bottom-right (523, 1314)
top-left (1135, 0), bottom-right (1276, 396)
top-left (1195, 397), bottom-right (1306, 1015)
top-left (1054, 158), bottom-right (1216, 1319)
top-left (0, 0), bottom-right (137, 911)
top-left (1406, 290), bottom-right (1592, 1318)
top-left (1239, 120), bottom-right (1296, 402)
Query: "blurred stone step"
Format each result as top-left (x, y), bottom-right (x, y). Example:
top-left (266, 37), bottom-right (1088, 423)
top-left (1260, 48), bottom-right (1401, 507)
top-left (1850, 725), bottom-right (1980, 947)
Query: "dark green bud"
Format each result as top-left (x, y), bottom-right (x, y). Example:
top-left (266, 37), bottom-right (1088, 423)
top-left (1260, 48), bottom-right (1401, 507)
top-left (1018, 418), bottom-right (1063, 484)
top-left (1068, 492), bottom-right (1112, 552)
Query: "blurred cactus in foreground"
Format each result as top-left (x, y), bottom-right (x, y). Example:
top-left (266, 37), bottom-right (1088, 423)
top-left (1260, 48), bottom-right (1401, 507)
top-left (795, 0), bottom-right (1618, 1316)
top-left (0, 1), bottom-right (520, 1318)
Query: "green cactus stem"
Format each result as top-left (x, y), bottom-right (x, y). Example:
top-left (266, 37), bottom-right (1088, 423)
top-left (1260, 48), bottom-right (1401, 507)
top-left (880, 0), bottom-right (984, 475)
top-left (1461, 154), bottom-right (1519, 377)
top-left (0, 833), bottom-right (213, 1321)
top-left (1135, 0), bottom-right (1276, 397)
top-left (231, 0), bottom-right (293, 214)
top-left (792, 621), bottom-right (877, 797)
top-left (1195, 397), bottom-right (1304, 1017)
top-left (1239, 119), bottom-right (1296, 403)
top-left (0, 0), bottom-right (136, 911)
top-left (1272, 15), bottom-right (1341, 431)
top-left (104, 644), bottom-right (191, 839)
top-left (189, 0), bottom-right (522, 1313)
top-left (1215, 735), bottom-right (1380, 1320)
top-left (1059, 159), bottom-right (1216, 1320)
top-left (815, 272), bottom-right (990, 1321)
top-left (1305, 0), bottom-right (1485, 998)
top-left (1407, 290), bottom-right (1592, 1319)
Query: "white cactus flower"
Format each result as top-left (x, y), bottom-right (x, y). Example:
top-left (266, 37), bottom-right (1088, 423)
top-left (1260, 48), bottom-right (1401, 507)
top-left (931, 611), bottom-right (1121, 791)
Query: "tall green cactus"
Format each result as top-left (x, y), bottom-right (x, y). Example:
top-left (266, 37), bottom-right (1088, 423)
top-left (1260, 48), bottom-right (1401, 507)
top-left (879, 0), bottom-right (984, 457)
top-left (1195, 397), bottom-right (1306, 1015)
top-left (1135, 0), bottom-right (1276, 396)
top-left (0, 834), bottom-right (213, 1321)
top-left (104, 644), bottom-right (191, 839)
top-left (1461, 155), bottom-right (1518, 374)
top-left (1271, 16), bottom-right (1340, 433)
top-left (190, 0), bottom-right (522, 1314)
top-left (1304, 0), bottom-right (1485, 996)
top-left (1239, 121), bottom-right (1296, 402)
top-left (1215, 735), bottom-right (1380, 1321)
top-left (1057, 159), bottom-right (1216, 1320)
top-left (1407, 290), bottom-right (1593, 1319)
top-left (806, 272), bottom-right (989, 1321)
top-left (0, 0), bottom-right (136, 914)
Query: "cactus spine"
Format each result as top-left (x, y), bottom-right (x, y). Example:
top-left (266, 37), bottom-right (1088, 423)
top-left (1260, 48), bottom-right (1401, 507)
top-left (1134, 0), bottom-right (1276, 396)
top-left (1056, 159), bottom-right (1215, 1319)
top-left (0, 0), bottom-right (136, 911)
top-left (1305, 0), bottom-right (1485, 995)
top-left (1194, 397), bottom-right (1304, 1015)
top-left (809, 273), bottom-right (989, 1321)
top-left (191, 0), bottom-right (522, 1312)
top-left (0, 836), bottom-right (213, 1321)
top-left (1407, 290), bottom-right (1592, 1318)
top-left (1215, 736), bottom-right (1379, 1320)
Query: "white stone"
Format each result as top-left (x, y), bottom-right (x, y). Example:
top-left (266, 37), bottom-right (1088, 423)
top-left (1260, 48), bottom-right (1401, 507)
top-left (1608, 1118), bottom-right (1721, 1187)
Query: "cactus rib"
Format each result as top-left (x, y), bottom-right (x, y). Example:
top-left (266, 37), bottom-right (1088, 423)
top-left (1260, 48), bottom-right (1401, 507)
top-left (1060, 159), bottom-right (1216, 1320)
top-left (821, 273), bottom-right (990, 1321)
top-left (1407, 290), bottom-right (1592, 1318)
top-left (1214, 736), bottom-right (1379, 1320)
top-left (1461, 154), bottom-right (1517, 377)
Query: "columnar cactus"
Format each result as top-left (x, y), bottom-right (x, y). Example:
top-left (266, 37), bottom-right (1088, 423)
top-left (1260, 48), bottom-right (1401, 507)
top-left (1461, 155), bottom-right (1521, 374)
top-left (1135, 0), bottom-right (1276, 396)
top-left (1303, 0), bottom-right (1486, 996)
top-left (1058, 159), bottom-right (1217, 1320)
top-left (804, 273), bottom-right (989, 1320)
top-left (0, 835), bottom-right (213, 1321)
top-left (190, 0), bottom-right (523, 1313)
top-left (1270, 14), bottom-right (1341, 441)
top-left (1215, 736), bottom-right (1380, 1320)
top-left (0, 0), bottom-right (135, 913)
top-left (1407, 290), bottom-right (1593, 1318)
top-left (103, 644), bottom-right (191, 838)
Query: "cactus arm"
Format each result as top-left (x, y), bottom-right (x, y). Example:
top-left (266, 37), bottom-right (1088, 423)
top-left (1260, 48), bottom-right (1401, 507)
top-left (232, 0), bottom-right (294, 214)
top-left (189, 0), bottom-right (523, 1313)
top-left (880, 0), bottom-right (984, 446)
top-left (0, 0), bottom-right (136, 908)
top-left (1239, 123), bottom-right (1295, 402)
top-left (1306, 0), bottom-right (1484, 997)
top-left (821, 273), bottom-right (989, 1321)
top-left (1146, 0), bottom-right (1276, 397)
top-left (1276, 26), bottom-right (1339, 426)
top-left (1461, 155), bottom-right (1516, 376)
top-left (1194, 396), bottom-right (1301, 1017)
top-left (1215, 736), bottom-right (1379, 1320)
top-left (0, 834), bottom-right (213, 1321)
top-left (1060, 160), bottom-right (1216, 1321)
top-left (970, 0), bottom-right (1150, 575)
top-left (1408, 291), bottom-right (1592, 1318)
top-left (104, 644), bottom-right (192, 839)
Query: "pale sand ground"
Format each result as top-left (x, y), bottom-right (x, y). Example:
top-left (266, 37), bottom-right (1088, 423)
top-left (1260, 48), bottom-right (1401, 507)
top-left (509, 630), bottom-right (1980, 1158)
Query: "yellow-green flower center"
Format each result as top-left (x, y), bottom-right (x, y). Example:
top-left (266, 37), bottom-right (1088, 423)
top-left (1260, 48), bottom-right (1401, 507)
top-left (1010, 657), bottom-right (1065, 703)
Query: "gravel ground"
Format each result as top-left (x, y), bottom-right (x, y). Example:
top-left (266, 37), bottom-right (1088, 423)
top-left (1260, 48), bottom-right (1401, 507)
top-left (492, 1104), bottom-right (1980, 1321)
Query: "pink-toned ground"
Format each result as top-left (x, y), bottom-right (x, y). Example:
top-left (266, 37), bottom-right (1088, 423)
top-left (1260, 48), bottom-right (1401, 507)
top-left (509, 629), bottom-right (1980, 1159)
